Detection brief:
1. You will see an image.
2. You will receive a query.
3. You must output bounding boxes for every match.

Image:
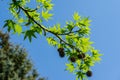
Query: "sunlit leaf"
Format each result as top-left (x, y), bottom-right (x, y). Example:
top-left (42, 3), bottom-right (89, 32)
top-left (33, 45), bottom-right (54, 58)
top-left (3, 20), bottom-right (15, 32)
top-left (73, 12), bottom-right (80, 21)
top-left (18, 18), bottom-right (24, 23)
top-left (42, 10), bottom-right (53, 21)
top-left (15, 24), bottom-right (22, 35)
top-left (66, 63), bottom-right (74, 73)
top-left (47, 37), bottom-right (57, 46)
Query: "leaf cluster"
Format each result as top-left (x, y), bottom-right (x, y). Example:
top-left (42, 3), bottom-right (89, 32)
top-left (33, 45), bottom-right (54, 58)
top-left (2, 0), bottom-right (102, 80)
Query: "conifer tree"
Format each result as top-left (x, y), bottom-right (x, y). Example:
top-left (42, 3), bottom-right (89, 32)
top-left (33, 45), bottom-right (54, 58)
top-left (0, 31), bottom-right (44, 80)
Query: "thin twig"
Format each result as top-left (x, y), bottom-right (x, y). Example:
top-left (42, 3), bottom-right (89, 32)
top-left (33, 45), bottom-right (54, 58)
top-left (18, 5), bottom-right (81, 52)
top-left (58, 29), bottom-right (81, 35)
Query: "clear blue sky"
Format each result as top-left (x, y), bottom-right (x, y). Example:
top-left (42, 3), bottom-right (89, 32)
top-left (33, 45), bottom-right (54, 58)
top-left (0, 0), bottom-right (120, 80)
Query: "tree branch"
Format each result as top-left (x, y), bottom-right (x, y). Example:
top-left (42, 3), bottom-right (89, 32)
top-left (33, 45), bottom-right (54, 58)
top-left (18, 5), bottom-right (81, 52)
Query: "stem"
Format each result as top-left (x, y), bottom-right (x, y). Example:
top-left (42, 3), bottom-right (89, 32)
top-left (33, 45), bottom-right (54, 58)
top-left (18, 5), bottom-right (81, 52)
top-left (58, 29), bottom-right (81, 35)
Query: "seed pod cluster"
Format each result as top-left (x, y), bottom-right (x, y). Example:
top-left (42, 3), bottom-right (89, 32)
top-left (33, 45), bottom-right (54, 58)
top-left (86, 70), bottom-right (92, 77)
top-left (70, 56), bottom-right (76, 62)
top-left (69, 52), bottom-right (86, 62)
top-left (77, 53), bottom-right (85, 59)
top-left (57, 48), bottom-right (65, 58)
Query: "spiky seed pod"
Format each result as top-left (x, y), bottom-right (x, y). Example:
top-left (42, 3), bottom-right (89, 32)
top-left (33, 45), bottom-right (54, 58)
top-left (77, 54), bottom-right (83, 59)
top-left (57, 48), bottom-right (64, 52)
top-left (86, 70), bottom-right (92, 77)
top-left (82, 53), bottom-right (85, 59)
top-left (77, 53), bottom-right (85, 59)
top-left (70, 56), bottom-right (76, 62)
top-left (59, 51), bottom-right (65, 57)
top-left (57, 48), bottom-right (65, 58)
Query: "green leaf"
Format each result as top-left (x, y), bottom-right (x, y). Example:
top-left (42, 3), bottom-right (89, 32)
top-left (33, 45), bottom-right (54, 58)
top-left (91, 49), bottom-right (102, 62)
top-left (76, 60), bottom-right (81, 66)
top-left (15, 24), bottom-right (22, 35)
top-left (66, 21), bottom-right (74, 31)
top-left (73, 12), bottom-right (80, 21)
top-left (3, 20), bottom-right (15, 32)
top-left (43, 0), bottom-right (54, 10)
top-left (79, 38), bottom-right (93, 53)
top-left (42, 10), bottom-right (53, 21)
top-left (37, 0), bottom-right (53, 10)
top-left (66, 63), bottom-right (74, 73)
top-left (28, 11), bottom-right (40, 21)
top-left (76, 71), bottom-right (84, 80)
top-left (80, 18), bottom-right (91, 27)
top-left (30, 25), bottom-right (43, 35)
top-left (49, 23), bottom-right (61, 34)
top-left (92, 49), bottom-right (102, 62)
top-left (46, 37), bottom-right (57, 46)
top-left (24, 30), bottom-right (37, 42)
top-left (36, 0), bottom-right (45, 3)
top-left (18, 18), bottom-right (24, 23)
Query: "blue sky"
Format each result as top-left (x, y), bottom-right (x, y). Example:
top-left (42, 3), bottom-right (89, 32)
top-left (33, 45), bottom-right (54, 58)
top-left (0, 0), bottom-right (120, 80)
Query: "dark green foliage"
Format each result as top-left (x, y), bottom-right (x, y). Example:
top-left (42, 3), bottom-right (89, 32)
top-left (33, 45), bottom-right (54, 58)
top-left (0, 31), bottom-right (44, 80)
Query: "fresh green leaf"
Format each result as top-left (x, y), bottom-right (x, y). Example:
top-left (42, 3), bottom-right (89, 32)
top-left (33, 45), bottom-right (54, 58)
top-left (3, 20), bottom-right (15, 32)
top-left (42, 10), bottom-right (53, 21)
top-left (66, 63), bottom-right (74, 73)
top-left (73, 12), bottom-right (80, 21)
top-left (24, 30), bottom-right (37, 42)
top-left (47, 37), bottom-right (57, 46)
top-left (15, 24), bottom-right (22, 35)
top-left (18, 18), bottom-right (24, 23)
